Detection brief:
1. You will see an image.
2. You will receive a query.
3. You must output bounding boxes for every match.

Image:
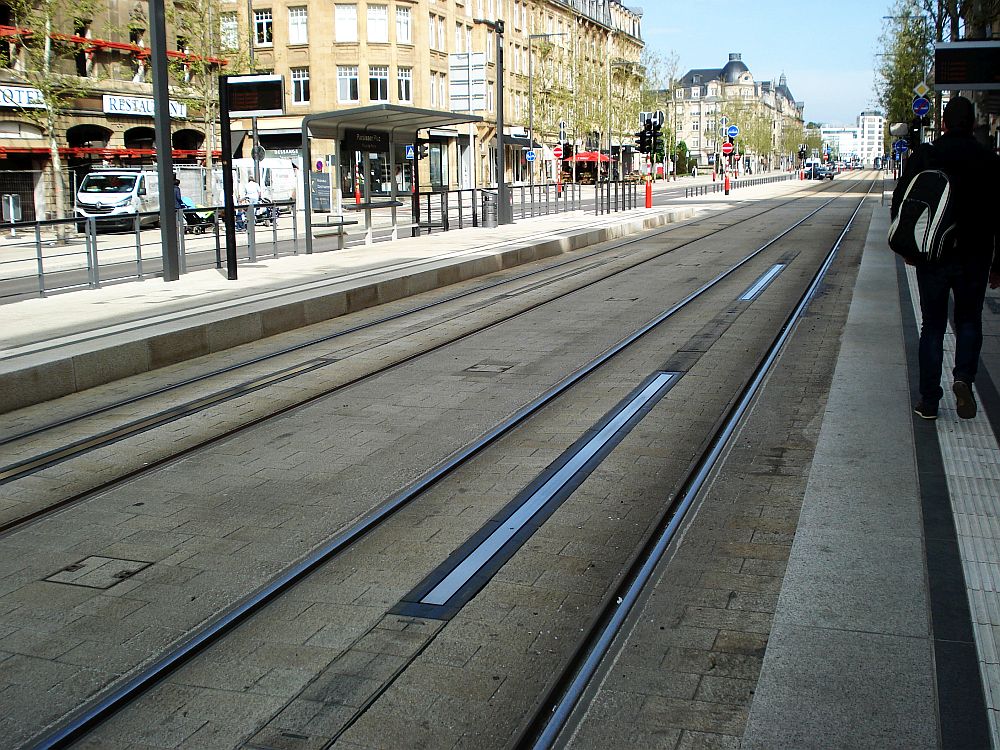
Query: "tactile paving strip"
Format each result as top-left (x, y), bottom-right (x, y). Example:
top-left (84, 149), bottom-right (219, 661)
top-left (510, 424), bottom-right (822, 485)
top-left (906, 265), bottom-right (1000, 743)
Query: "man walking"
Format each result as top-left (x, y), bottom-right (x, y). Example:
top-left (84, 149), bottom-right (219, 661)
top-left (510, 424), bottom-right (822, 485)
top-left (892, 96), bottom-right (1000, 420)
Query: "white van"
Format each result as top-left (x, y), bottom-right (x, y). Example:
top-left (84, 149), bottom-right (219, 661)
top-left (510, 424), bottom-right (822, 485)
top-left (227, 158), bottom-right (301, 209)
top-left (76, 169), bottom-right (160, 229)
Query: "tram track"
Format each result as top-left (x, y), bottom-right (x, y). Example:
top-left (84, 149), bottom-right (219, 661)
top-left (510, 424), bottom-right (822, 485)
top-left (1, 179), bottom-right (860, 537)
top-left (29, 178), bottom-right (878, 748)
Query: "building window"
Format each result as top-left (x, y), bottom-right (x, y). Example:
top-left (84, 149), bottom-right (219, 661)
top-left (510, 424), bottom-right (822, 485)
top-left (438, 17), bottom-right (446, 51)
top-left (396, 6), bottom-right (411, 43)
top-left (288, 7), bottom-right (308, 44)
top-left (430, 72), bottom-right (437, 106)
top-left (439, 74), bottom-right (446, 108)
top-left (397, 67), bottom-right (412, 102)
top-left (291, 67), bottom-right (310, 103)
top-left (220, 13), bottom-right (238, 48)
top-left (368, 5), bottom-right (388, 43)
top-left (369, 65), bottom-right (389, 102)
top-left (335, 4), bottom-right (357, 42)
top-left (338, 65), bottom-right (359, 102)
top-left (254, 10), bottom-right (273, 47)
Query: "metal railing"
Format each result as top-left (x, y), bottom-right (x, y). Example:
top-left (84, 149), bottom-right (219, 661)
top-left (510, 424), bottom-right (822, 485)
top-left (408, 184), bottom-right (582, 237)
top-left (683, 172), bottom-right (795, 198)
top-left (595, 179), bottom-right (639, 215)
top-left (0, 200), bottom-right (297, 301)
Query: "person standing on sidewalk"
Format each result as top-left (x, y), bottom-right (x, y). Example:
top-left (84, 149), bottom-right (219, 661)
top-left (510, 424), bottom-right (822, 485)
top-left (892, 96), bottom-right (1000, 420)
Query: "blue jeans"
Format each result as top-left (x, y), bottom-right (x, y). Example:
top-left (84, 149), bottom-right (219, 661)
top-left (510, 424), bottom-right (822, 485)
top-left (915, 256), bottom-right (991, 403)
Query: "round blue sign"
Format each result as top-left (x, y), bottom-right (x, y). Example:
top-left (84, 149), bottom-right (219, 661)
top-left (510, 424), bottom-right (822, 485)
top-left (912, 97), bottom-right (930, 117)
top-left (727, 125), bottom-right (740, 139)
top-left (894, 139), bottom-right (908, 154)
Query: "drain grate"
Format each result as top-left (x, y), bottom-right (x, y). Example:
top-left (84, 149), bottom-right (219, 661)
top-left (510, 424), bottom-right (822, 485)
top-left (45, 556), bottom-right (152, 589)
top-left (464, 362), bottom-right (515, 374)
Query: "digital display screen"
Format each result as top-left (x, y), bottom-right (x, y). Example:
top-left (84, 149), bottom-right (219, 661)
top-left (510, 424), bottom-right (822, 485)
top-left (935, 44), bottom-right (1000, 90)
top-left (225, 75), bottom-right (285, 116)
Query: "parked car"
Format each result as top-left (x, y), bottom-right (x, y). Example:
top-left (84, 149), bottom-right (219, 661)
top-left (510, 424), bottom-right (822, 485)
top-left (815, 165), bottom-right (835, 180)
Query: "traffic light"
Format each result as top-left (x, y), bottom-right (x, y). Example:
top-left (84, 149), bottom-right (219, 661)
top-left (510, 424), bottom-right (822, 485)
top-left (651, 123), bottom-right (662, 155)
top-left (636, 119), bottom-right (652, 154)
top-left (798, 146), bottom-right (806, 160)
top-left (417, 143), bottom-right (429, 159)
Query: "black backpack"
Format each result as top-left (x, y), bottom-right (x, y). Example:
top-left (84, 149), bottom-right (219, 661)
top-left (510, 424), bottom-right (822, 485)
top-left (888, 145), bottom-right (957, 262)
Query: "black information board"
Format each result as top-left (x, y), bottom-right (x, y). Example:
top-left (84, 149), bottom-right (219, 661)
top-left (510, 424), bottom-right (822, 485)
top-left (311, 172), bottom-right (331, 212)
top-left (935, 43), bottom-right (1000, 90)
top-left (225, 74), bottom-right (285, 116)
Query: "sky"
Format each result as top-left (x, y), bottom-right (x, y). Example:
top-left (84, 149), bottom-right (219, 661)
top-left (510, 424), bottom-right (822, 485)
top-left (638, 0), bottom-right (892, 126)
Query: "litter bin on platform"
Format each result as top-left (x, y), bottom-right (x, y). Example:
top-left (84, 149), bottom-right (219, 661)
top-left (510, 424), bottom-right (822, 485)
top-left (482, 191), bottom-right (497, 228)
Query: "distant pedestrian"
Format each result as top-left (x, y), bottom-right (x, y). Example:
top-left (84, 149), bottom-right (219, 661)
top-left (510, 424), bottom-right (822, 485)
top-left (173, 177), bottom-right (183, 210)
top-left (243, 177), bottom-right (261, 206)
top-left (891, 96), bottom-right (1000, 420)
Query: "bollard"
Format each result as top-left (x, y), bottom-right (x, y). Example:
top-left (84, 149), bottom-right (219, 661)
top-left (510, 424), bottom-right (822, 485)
top-left (645, 177), bottom-right (652, 209)
top-left (724, 174), bottom-right (730, 195)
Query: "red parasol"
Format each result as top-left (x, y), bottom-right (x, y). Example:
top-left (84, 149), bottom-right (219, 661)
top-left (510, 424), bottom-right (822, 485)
top-left (566, 151), bottom-right (615, 163)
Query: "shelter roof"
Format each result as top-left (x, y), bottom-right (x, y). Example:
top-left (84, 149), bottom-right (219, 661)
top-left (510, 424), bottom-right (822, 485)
top-left (302, 104), bottom-right (482, 139)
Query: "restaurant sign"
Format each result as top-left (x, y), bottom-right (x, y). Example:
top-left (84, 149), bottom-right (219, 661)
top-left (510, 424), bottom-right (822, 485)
top-left (103, 94), bottom-right (188, 118)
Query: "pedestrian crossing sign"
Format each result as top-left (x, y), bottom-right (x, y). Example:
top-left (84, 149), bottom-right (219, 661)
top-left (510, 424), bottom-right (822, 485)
top-left (405, 145), bottom-right (415, 160)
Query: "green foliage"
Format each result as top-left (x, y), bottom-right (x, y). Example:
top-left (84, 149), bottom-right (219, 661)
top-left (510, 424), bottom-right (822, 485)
top-left (675, 141), bottom-right (689, 174)
top-left (875, 0), bottom-right (934, 129)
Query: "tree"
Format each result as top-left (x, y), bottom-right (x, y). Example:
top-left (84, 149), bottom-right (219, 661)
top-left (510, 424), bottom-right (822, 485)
top-left (170, 0), bottom-right (247, 204)
top-left (6, 0), bottom-right (97, 232)
top-left (875, 0), bottom-right (934, 131)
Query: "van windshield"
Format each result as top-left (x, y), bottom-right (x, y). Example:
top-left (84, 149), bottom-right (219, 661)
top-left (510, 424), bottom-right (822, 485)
top-left (80, 175), bottom-right (137, 194)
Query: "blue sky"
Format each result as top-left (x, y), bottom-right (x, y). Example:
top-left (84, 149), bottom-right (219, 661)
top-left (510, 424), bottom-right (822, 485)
top-left (639, 0), bottom-right (891, 126)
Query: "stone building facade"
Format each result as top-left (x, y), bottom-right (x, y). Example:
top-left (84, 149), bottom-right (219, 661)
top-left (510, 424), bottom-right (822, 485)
top-left (0, 0), bottom-right (643, 219)
top-left (672, 53), bottom-right (804, 172)
top-left (226, 0), bottom-right (644, 190)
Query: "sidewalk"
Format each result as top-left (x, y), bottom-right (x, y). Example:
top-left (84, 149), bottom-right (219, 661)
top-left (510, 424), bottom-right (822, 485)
top-left (744, 196), bottom-right (1000, 747)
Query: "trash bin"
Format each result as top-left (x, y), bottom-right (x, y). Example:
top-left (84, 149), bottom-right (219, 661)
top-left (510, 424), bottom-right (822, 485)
top-left (482, 191), bottom-right (497, 228)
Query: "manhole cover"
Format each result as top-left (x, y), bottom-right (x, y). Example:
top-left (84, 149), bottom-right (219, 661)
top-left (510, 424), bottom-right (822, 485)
top-left (45, 556), bottom-right (152, 589)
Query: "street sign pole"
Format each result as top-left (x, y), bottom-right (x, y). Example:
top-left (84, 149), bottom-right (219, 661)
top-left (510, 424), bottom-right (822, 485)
top-left (148, 0), bottom-right (179, 282)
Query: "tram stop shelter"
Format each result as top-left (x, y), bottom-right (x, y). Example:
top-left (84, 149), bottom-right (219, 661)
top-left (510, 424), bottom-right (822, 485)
top-left (301, 104), bottom-right (483, 253)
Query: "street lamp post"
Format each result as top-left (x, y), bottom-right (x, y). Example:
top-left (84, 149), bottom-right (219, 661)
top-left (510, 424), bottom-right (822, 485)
top-left (528, 32), bottom-right (567, 202)
top-left (473, 18), bottom-right (511, 224)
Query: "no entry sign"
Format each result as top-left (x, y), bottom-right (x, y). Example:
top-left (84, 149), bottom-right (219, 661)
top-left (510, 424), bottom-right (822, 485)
top-left (553, 145), bottom-right (563, 159)
top-left (721, 142), bottom-right (734, 155)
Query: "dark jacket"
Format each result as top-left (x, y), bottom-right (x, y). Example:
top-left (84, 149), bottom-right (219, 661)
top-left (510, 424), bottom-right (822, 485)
top-left (174, 184), bottom-right (184, 209)
top-left (891, 131), bottom-right (999, 272)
